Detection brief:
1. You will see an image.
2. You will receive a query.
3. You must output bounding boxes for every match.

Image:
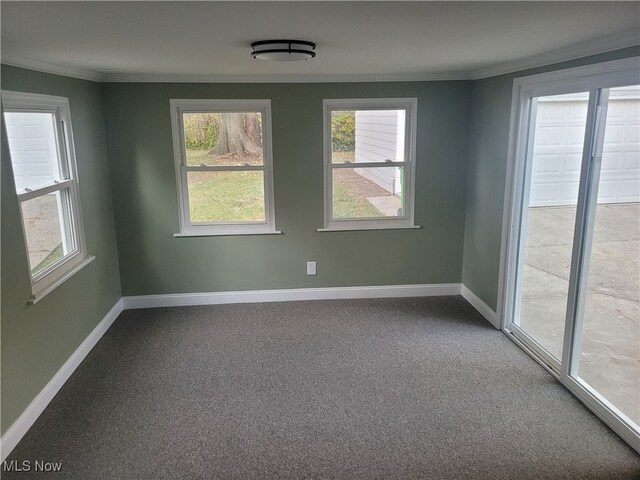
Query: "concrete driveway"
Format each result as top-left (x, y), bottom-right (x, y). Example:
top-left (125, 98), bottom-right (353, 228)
top-left (520, 203), bottom-right (639, 425)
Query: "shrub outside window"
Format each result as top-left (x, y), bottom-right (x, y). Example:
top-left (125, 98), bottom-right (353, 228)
top-left (169, 99), bottom-right (277, 236)
top-left (2, 91), bottom-right (92, 302)
top-left (322, 98), bottom-right (418, 231)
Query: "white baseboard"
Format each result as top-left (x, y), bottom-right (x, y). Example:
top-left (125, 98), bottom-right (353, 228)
top-left (0, 299), bottom-right (124, 462)
top-left (122, 283), bottom-right (462, 309)
top-left (123, 284), bottom-right (500, 330)
top-left (461, 284), bottom-right (500, 329)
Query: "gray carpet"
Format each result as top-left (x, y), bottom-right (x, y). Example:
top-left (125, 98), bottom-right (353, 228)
top-left (5, 297), bottom-right (639, 479)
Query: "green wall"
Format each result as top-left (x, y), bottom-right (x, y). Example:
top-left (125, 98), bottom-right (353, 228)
top-left (462, 46), bottom-right (640, 311)
top-left (102, 82), bottom-right (472, 295)
top-left (1, 66), bottom-right (122, 433)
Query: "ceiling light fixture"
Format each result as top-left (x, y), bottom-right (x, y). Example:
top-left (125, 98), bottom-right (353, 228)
top-left (251, 40), bottom-right (316, 62)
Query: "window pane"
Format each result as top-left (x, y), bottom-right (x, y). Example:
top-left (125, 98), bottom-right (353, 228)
top-left (20, 191), bottom-right (74, 276)
top-left (187, 171), bottom-right (265, 223)
top-left (183, 112), bottom-right (264, 166)
top-left (516, 92), bottom-right (589, 361)
top-left (332, 166), bottom-right (405, 219)
top-left (331, 109), bottom-right (406, 164)
top-left (4, 111), bottom-right (62, 191)
top-left (575, 85), bottom-right (640, 426)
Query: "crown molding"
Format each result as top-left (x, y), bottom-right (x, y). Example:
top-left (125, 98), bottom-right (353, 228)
top-left (1, 50), bottom-right (104, 82)
top-left (101, 71), bottom-right (471, 83)
top-left (471, 28), bottom-right (640, 80)
top-left (3, 28), bottom-right (639, 84)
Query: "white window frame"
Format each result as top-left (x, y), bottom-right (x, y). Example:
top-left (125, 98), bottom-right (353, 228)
top-left (2, 91), bottom-right (92, 303)
top-left (170, 99), bottom-right (278, 237)
top-left (320, 98), bottom-right (419, 231)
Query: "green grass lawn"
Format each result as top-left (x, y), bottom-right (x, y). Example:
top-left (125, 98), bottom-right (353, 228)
top-left (186, 148), bottom-right (382, 222)
top-left (332, 181), bottom-right (383, 218)
top-left (332, 150), bottom-right (385, 218)
top-left (186, 150), bottom-right (211, 165)
top-left (186, 149), bottom-right (262, 166)
top-left (188, 171), bottom-right (265, 223)
top-left (332, 150), bottom-right (355, 162)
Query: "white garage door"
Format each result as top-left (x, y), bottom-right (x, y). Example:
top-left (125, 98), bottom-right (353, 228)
top-left (530, 87), bottom-right (640, 207)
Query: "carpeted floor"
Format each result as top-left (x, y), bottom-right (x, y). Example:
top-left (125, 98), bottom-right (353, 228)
top-left (5, 297), bottom-right (640, 479)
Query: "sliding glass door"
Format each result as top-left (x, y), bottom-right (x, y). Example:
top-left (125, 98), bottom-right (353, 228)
top-left (514, 92), bottom-right (590, 364)
top-left (503, 59), bottom-right (640, 452)
top-left (570, 85), bottom-right (640, 428)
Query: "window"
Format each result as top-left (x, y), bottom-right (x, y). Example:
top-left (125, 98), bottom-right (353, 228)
top-left (170, 99), bottom-right (277, 236)
top-left (321, 98), bottom-right (419, 231)
top-left (2, 91), bottom-right (91, 302)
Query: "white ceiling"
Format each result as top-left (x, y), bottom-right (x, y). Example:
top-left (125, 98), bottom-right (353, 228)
top-left (1, 1), bottom-right (639, 82)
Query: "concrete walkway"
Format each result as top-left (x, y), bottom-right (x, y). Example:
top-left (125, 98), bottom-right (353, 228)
top-left (520, 203), bottom-right (639, 425)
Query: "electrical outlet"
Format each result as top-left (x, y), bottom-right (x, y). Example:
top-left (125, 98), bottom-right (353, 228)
top-left (306, 261), bottom-right (317, 275)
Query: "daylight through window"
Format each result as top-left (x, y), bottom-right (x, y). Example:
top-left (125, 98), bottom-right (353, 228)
top-left (2, 91), bottom-right (90, 299)
top-left (170, 100), bottom-right (276, 236)
top-left (323, 98), bottom-right (418, 230)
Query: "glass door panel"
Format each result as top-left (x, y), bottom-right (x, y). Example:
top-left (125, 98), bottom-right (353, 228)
top-left (515, 92), bottom-right (589, 361)
top-left (507, 62), bottom-right (640, 450)
top-left (573, 85), bottom-right (640, 428)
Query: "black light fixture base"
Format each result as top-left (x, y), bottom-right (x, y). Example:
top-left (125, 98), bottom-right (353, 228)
top-left (251, 40), bottom-right (316, 61)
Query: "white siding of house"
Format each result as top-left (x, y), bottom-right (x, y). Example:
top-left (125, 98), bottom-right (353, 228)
top-left (5, 112), bottom-right (60, 191)
top-left (354, 110), bottom-right (404, 195)
top-left (530, 88), bottom-right (640, 207)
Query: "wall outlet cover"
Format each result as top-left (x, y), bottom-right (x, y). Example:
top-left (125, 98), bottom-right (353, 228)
top-left (306, 261), bottom-right (317, 275)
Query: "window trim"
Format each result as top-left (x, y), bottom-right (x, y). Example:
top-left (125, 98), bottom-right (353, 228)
top-left (2, 90), bottom-right (92, 302)
top-left (169, 99), bottom-right (278, 236)
top-left (321, 98), bottom-right (419, 231)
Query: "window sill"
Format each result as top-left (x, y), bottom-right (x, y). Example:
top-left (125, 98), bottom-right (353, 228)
top-left (174, 230), bottom-right (282, 238)
top-left (29, 255), bottom-right (95, 305)
top-left (317, 225), bottom-right (421, 232)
